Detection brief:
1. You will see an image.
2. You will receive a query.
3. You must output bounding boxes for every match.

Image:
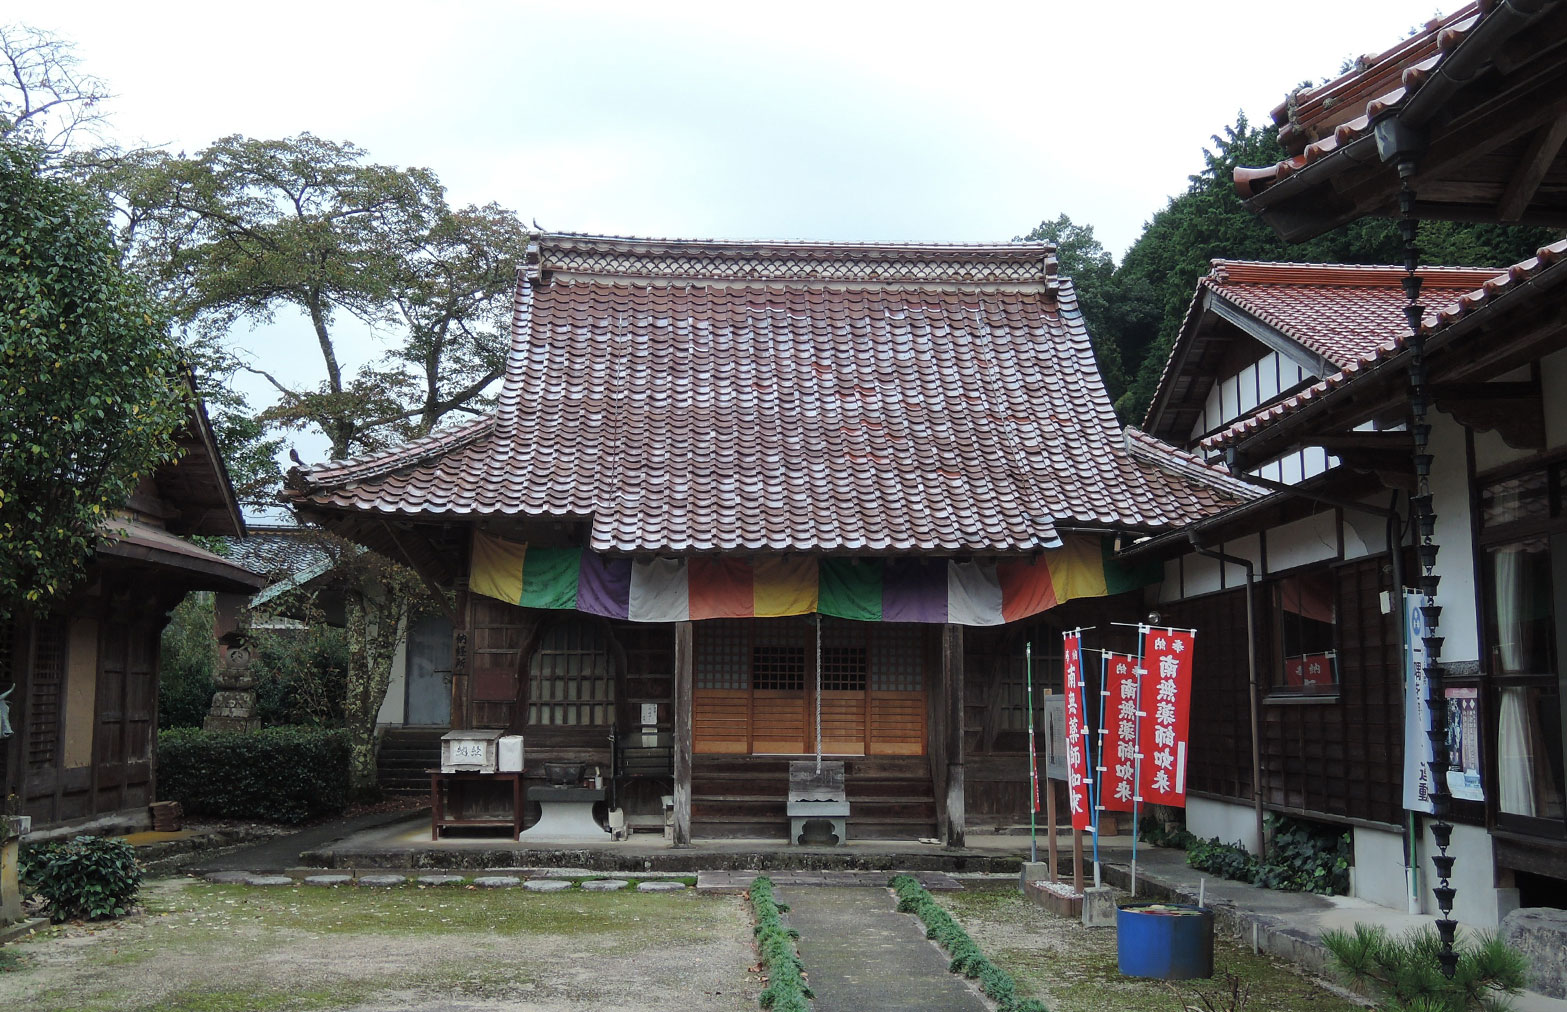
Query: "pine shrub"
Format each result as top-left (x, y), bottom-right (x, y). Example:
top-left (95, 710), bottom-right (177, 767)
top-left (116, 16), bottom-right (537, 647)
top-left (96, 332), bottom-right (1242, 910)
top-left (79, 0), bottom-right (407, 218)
top-left (1322, 922), bottom-right (1529, 1012)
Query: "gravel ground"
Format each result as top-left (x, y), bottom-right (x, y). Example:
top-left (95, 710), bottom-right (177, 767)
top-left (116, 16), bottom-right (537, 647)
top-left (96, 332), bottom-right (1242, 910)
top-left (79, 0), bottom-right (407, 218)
top-left (0, 877), bottom-right (760, 1012)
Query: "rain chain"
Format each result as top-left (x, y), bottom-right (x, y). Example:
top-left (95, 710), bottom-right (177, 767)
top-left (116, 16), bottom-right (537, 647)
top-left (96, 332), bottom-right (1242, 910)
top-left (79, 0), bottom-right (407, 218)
top-left (1401, 171), bottom-right (1459, 979)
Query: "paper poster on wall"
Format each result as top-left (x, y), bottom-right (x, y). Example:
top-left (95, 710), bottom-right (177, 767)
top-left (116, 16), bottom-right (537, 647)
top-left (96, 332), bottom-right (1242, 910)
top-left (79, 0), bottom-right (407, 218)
top-left (1445, 686), bottom-right (1484, 802)
top-left (1403, 591), bottom-right (1435, 814)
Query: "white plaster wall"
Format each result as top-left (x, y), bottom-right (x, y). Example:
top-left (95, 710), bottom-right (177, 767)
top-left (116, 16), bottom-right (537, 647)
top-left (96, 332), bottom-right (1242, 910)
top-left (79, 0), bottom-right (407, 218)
top-left (1187, 796), bottom-right (1260, 853)
top-left (1427, 410), bottom-right (1479, 663)
top-left (1342, 501), bottom-right (1396, 562)
top-left (1181, 552), bottom-right (1224, 598)
top-left (1353, 824), bottom-right (1414, 912)
top-left (1418, 821), bottom-right (1518, 928)
top-left (1263, 512), bottom-right (1339, 574)
top-left (1216, 534), bottom-right (1262, 587)
top-left (376, 631), bottom-right (409, 726)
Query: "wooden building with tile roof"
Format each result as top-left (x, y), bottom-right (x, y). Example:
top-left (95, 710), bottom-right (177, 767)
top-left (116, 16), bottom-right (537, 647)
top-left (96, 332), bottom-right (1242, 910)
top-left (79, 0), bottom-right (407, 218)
top-left (285, 233), bottom-right (1250, 844)
top-left (2, 391), bottom-right (264, 832)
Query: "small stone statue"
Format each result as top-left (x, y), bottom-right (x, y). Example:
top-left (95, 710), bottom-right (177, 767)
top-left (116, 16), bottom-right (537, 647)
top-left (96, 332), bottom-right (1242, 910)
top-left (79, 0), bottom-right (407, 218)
top-left (0, 686), bottom-right (12, 739)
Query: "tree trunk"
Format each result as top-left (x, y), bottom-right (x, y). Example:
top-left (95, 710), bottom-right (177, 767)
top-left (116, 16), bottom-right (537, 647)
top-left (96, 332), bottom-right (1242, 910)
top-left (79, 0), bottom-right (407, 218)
top-left (343, 585), bottom-right (406, 796)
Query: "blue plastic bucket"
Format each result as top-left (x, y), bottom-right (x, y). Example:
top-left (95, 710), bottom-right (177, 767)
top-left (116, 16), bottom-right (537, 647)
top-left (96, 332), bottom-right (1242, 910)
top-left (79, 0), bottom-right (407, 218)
top-left (1116, 903), bottom-right (1214, 979)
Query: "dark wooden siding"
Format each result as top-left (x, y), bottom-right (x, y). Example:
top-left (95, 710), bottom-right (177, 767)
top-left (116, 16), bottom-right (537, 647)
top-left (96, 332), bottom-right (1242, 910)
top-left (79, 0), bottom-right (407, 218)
top-left (1161, 588), bottom-right (1255, 803)
top-left (1165, 555), bottom-right (1403, 828)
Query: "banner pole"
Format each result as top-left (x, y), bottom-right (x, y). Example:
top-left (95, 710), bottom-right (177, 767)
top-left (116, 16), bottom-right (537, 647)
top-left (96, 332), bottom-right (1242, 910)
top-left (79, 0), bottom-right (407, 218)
top-left (1026, 641), bottom-right (1038, 865)
top-left (1131, 625), bottom-right (1149, 898)
top-left (1091, 643), bottom-right (1106, 888)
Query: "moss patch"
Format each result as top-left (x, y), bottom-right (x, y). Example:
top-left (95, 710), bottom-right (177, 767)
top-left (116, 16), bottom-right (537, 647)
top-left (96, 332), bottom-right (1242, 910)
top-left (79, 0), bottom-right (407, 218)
top-left (937, 887), bottom-right (1360, 1012)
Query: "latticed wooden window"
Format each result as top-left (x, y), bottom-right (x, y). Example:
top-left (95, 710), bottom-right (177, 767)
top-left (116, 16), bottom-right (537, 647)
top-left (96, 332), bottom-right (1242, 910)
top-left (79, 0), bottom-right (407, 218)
top-left (869, 626), bottom-right (923, 692)
top-left (752, 645), bottom-right (806, 691)
top-left (28, 617), bottom-right (67, 767)
top-left (526, 619), bottom-right (615, 726)
top-left (695, 620), bottom-right (750, 689)
top-left (820, 646), bottom-right (866, 691)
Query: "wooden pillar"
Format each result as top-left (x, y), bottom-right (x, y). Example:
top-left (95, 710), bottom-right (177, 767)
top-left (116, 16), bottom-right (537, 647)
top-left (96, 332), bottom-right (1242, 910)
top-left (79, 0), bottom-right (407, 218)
top-left (672, 621), bottom-right (693, 847)
top-left (943, 624), bottom-right (965, 848)
top-left (450, 578), bottom-right (470, 730)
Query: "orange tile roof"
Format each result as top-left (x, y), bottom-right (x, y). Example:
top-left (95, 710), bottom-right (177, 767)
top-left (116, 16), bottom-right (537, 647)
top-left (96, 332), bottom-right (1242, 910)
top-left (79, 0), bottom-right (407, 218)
top-left (1200, 240), bottom-right (1567, 453)
top-left (1144, 260), bottom-right (1505, 437)
top-left (286, 235), bottom-right (1249, 554)
top-left (1234, 4), bottom-right (1489, 200)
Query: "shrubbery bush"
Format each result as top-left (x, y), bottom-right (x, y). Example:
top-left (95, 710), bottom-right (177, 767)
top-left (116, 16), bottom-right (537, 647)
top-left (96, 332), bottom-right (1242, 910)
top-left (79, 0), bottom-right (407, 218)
top-left (1185, 814), bottom-right (1351, 895)
top-left (158, 725), bottom-right (350, 824)
top-left (21, 835), bottom-right (142, 921)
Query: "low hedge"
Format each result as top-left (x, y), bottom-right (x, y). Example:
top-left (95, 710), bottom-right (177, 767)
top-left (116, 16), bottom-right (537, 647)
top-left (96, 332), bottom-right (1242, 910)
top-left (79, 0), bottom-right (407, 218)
top-left (890, 874), bottom-right (1048, 1012)
top-left (158, 725), bottom-right (350, 824)
top-left (21, 835), bottom-right (142, 921)
top-left (750, 875), bottom-right (812, 1012)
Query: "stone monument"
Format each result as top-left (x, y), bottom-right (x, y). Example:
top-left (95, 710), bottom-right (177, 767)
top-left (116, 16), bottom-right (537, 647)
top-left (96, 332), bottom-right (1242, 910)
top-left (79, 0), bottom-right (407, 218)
top-left (204, 631), bottom-right (261, 732)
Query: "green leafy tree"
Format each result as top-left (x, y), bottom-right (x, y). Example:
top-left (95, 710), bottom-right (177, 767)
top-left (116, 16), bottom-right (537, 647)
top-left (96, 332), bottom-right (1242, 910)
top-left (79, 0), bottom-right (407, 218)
top-left (0, 137), bottom-right (186, 618)
top-left (1106, 113), bottom-right (1558, 423)
top-left (1017, 214), bottom-right (1127, 402)
top-left (92, 134), bottom-right (530, 460)
top-left (0, 24), bottom-right (109, 153)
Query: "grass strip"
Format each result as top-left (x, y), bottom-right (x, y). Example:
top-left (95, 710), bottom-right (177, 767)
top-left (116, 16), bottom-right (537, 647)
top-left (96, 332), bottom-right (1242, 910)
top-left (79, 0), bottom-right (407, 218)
top-left (750, 875), bottom-right (813, 1012)
top-left (890, 874), bottom-right (1048, 1012)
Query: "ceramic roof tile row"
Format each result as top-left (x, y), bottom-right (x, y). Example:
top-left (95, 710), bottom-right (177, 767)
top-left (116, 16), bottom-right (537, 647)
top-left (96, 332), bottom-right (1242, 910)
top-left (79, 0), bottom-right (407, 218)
top-left (1234, 3), bottom-right (1493, 199)
top-left (1143, 260), bottom-right (1504, 431)
top-left (287, 235), bottom-right (1249, 553)
top-left (1200, 240), bottom-right (1567, 453)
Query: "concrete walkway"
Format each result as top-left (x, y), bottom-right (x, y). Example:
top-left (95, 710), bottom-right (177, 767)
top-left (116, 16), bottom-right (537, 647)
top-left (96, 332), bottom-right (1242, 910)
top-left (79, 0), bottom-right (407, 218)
top-left (782, 886), bottom-right (988, 1012)
top-left (183, 810), bottom-right (422, 873)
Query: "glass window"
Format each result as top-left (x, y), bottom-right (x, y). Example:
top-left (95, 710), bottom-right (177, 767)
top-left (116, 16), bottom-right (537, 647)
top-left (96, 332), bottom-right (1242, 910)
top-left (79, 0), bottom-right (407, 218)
top-left (1479, 468), bottom-right (1567, 835)
top-left (1274, 569), bottom-right (1337, 693)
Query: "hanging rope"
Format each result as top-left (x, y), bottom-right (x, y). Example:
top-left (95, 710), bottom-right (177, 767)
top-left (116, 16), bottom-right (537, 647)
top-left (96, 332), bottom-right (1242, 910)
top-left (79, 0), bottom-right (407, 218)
top-left (815, 613), bottom-right (823, 773)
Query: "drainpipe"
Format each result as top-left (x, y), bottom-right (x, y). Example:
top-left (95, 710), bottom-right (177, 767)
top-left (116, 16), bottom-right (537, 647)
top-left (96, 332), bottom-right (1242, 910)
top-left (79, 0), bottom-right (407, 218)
top-left (1186, 536), bottom-right (1266, 863)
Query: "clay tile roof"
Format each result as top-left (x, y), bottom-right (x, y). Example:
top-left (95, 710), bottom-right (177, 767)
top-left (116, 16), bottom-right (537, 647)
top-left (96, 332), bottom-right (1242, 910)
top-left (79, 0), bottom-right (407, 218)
top-left (1122, 428), bottom-right (1265, 508)
top-left (1200, 239), bottom-right (1567, 453)
top-left (287, 234), bottom-right (1247, 553)
top-left (1234, 4), bottom-right (1487, 200)
top-left (1143, 260), bottom-right (1506, 438)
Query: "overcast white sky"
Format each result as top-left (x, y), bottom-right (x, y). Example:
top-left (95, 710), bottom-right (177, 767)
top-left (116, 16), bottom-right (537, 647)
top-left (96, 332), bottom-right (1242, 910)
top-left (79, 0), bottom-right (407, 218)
top-left (24, 0), bottom-right (1442, 488)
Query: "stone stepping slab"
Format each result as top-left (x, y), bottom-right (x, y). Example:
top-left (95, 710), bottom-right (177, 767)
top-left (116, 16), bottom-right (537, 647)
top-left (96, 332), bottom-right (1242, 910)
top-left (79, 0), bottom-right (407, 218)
top-left (636, 881), bottom-right (687, 892)
top-left (303, 875), bottom-right (354, 887)
top-left (580, 879), bottom-right (630, 892)
top-left (524, 879), bottom-right (573, 892)
top-left (472, 876), bottom-right (523, 888)
top-left (416, 875), bottom-right (468, 887)
top-left (357, 874), bottom-right (407, 887)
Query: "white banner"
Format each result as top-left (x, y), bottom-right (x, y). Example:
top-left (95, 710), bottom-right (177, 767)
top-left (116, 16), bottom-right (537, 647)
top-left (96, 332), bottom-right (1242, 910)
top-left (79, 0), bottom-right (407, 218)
top-left (1403, 591), bottom-right (1435, 814)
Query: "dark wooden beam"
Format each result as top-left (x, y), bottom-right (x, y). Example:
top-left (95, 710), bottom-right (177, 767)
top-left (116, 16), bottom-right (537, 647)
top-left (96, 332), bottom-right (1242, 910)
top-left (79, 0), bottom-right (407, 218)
top-left (1432, 381), bottom-right (1546, 450)
top-left (377, 519), bottom-right (459, 625)
top-left (1313, 432), bottom-right (1415, 455)
top-left (672, 621), bottom-right (693, 847)
top-left (1499, 113), bottom-right (1567, 221)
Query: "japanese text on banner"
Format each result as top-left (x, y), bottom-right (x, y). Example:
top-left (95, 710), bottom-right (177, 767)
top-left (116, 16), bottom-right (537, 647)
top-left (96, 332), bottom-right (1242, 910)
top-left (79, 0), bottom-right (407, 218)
top-left (1100, 653), bottom-right (1139, 812)
top-left (1062, 633), bottom-right (1092, 831)
top-left (1138, 628), bottom-right (1193, 807)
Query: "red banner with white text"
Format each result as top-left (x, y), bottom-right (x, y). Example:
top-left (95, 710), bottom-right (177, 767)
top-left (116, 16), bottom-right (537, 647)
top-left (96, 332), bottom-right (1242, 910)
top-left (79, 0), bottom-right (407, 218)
top-left (1138, 628), bottom-right (1194, 807)
top-left (1062, 633), bottom-right (1092, 831)
top-left (1100, 652), bottom-right (1139, 812)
